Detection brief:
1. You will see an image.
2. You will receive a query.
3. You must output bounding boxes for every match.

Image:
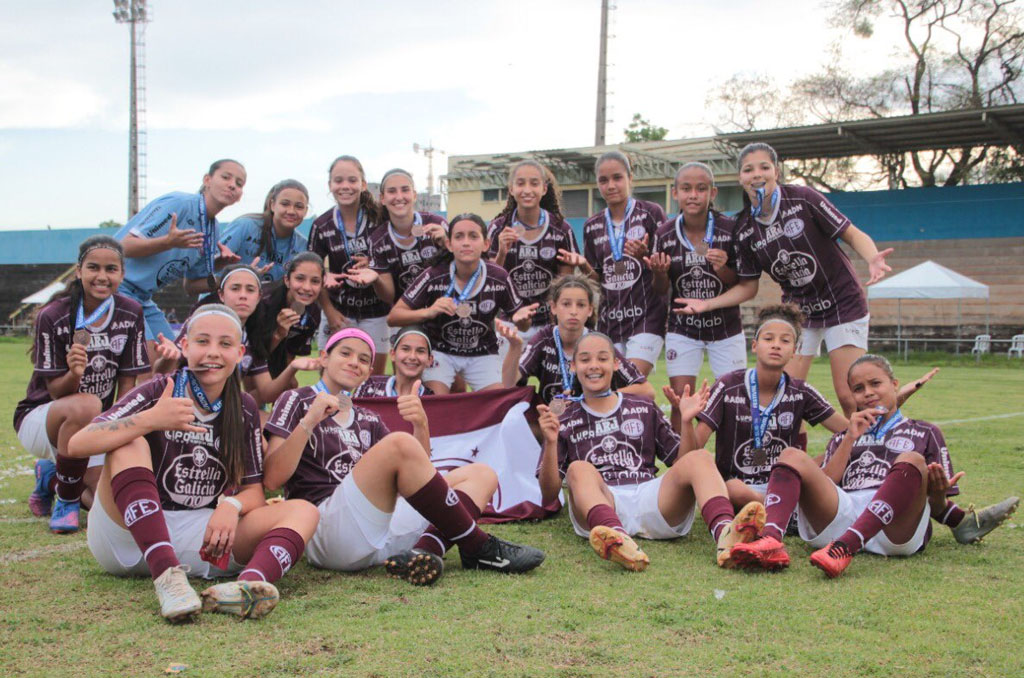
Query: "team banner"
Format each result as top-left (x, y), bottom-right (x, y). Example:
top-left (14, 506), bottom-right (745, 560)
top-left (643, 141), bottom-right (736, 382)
top-left (354, 386), bottom-right (561, 523)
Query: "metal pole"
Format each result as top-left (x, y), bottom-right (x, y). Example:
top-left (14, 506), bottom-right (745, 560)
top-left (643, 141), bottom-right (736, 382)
top-left (594, 0), bottom-right (608, 146)
top-left (128, 11), bottom-right (139, 218)
top-left (956, 299), bottom-right (961, 355)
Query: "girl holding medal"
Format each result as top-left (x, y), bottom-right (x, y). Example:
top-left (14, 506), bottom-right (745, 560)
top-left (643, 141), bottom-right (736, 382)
top-left (675, 143), bottom-right (893, 416)
top-left (308, 155), bottom-right (392, 374)
top-left (260, 252), bottom-right (325, 381)
top-left (354, 326), bottom-right (436, 398)
top-left (115, 159), bottom-right (246, 360)
top-left (67, 305), bottom-right (319, 621)
top-left (730, 354), bottom-right (961, 577)
top-left (574, 151), bottom-right (667, 377)
top-left (368, 169), bottom-right (449, 304)
top-left (263, 328), bottom-right (545, 584)
top-left (388, 214), bottom-right (540, 393)
top-left (18, 236), bottom-right (150, 534)
top-left (498, 274), bottom-right (653, 413)
top-left (219, 180), bottom-right (310, 284)
top-left (649, 163), bottom-right (747, 431)
top-left (535, 332), bottom-right (766, 571)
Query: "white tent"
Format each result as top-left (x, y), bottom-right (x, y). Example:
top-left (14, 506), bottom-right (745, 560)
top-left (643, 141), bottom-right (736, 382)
top-left (21, 281), bottom-right (66, 305)
top-left (867, 260), bottom-right (989, 354)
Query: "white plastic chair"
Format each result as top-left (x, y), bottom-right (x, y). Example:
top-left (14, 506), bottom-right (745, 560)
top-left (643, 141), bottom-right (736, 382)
top-left (971, 334), bottom-right (991, 355)
top-left (1008, 334), bottom-right (1024, 358)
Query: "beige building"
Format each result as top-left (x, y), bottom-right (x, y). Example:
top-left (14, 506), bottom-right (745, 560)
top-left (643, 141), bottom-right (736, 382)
top-left (443, 137), bottom-right (744, 222)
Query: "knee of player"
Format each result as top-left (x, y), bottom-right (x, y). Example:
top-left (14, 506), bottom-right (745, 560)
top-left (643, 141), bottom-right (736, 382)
top-left (67, 393), bottom-right (103, 423)
top-left (465, 462), bottom-right (498, 490)
top-left (381, 431), bottom-right (423, 460)
top-left (280, 498), bottom-right (320, 534)
top-left (676, 448), bottom-right (714, 472)
top-left (894, 451), bottom-right (927, 472)
top-left (565, 460), bottom-right (597, 486)
top-left (777, 446), bottom-right (809, 467)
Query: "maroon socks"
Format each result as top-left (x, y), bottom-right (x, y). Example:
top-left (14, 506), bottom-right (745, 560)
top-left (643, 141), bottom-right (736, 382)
top-left (762, 463), bottom-right (802, 540)
top-left (936, 500), bottom-right (966, 527)
top-left (111, 467), bottom-right (178, 580)
top-left (839, 461), bottom-right (923, 553)
top-left (405, 473), bottom-right (490, 555)
top-left (54, 454), bottom-right (88, 502)
top-left (238, 527), bottom-right (305, 583)
top-left (586, 504), bottom-right (626, 534)
top-left (701, 496), bottom-right (735, 541)
top-left (413, 490), bottom-right (480, 557)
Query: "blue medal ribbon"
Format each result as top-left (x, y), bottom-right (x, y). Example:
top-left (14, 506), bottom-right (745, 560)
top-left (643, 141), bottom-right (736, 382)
top-left (746, 368), bottom-right (787, 450)
top-left (76, 297), bottom-right (113, 330)
top-left (313, 379), bottom-right (353, 400)
top-left (334, 207), bottom-right (365, 257)
top-left (445, 261), bottom-right (484, 305)
top-left (674, 210), bottom-right (716, 253)
top-left (385, 376), bottom-right (425, 397)
top-left (174, 368), bottom-right (223, 413)
top-left (751, 186), bottom-right (780, 220)
top-left (512, 208), bottom-right (548, 233)
top-left (867, 408), bottom-right (905, 443)
top-left (604, 198), bottom-right (635, 264)
top-left (197, 195), bottom-right (217, 278)
top-left (552, 327), bottom-right (575, 393)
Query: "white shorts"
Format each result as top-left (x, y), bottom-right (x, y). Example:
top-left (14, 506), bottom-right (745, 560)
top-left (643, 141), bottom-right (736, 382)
top-left (613, 333), bottom-right (664, 367)
top-left (306, 474), bottom-right (429, 572)
top-left (797, 315), bottom-right (869, 356)
top-left (424, 351), bottom-right (502, 391)
top-left (87, 493), bottom-right (242, 578)
top-left (797, 486), bottom-right (930, 556)
top-left (317, 314), bottom-right (391, 354)
top-left (18, 402), bottom-right (103, 468)
top-left (665, 332), bottom-right (748, 378)
top-left (567, 476), bottom-right (695, 540)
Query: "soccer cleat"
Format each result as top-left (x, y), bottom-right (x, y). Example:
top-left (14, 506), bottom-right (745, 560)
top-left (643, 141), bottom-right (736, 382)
top-left (716, 501), bottom-right (767, 568)
top-left (385, 549), bottom-right (444, 586)
top-left (153, 565), bottom-right (201, 623)
top-left (809, 540), bottom-right (854, 579)
top-left (589, 525), bottom-right (650, 572)
top-left (49, 497), bottom-right (80, 534)
top-left (29, 459), bottom-right (56, 517)
top-left (951, 497), bottom-right (1019, 544)
top-left (201, 581), bottom-right (279, 620)
top-left (730, 535), bottom-right (790, 571)
top-left (460, 535), bottom-right (545, 574)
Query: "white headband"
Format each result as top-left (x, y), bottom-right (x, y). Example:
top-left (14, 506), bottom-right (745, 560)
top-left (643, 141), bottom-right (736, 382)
top-left (392, 328), bottom-right (432, 352)
top-left (188, 307), bottom-right (243, 333)
top-left (219, 267), bottom-right (262, 291)
top-left (755, 318), bottom-right (798, 339)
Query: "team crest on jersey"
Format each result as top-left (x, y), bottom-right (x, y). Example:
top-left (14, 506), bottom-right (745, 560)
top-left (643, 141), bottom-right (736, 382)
top-left (540, 246), bottom-right (556, 259)
top-left (359, 430), bottom-right (372, 448)
top-left (621, 418), bottom-right (644, 438)
top-left (479, 299), bottom-right (496, 314)
top-left (778, 412), bottom-right (794, 428)
top-left (885, 436), bottom-right (915, 452)
top-left (626, 226), bottom-right (646, 240)
top-left (88, 354), bottom-right (113, 372)
top-left (770, 250), bottom-right (817, 288)
top-left (421, 245), bottom-right (438, 259)
top-left (156, 259), bottom-right (189, 287)
top-left (666, 349), bottom-right (677, 361)
top-left (783, 218), bottom-right (805, 238)
top-left (109, 334), bottom-right (128, 354)
top-left (857, 450), bottom-right (877, 466)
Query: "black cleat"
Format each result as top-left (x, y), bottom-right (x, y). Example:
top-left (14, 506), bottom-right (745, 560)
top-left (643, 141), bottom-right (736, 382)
top-left (384, 549), bottom-right (444, 586)
top-left (459, 535), bottom-right (545, 574)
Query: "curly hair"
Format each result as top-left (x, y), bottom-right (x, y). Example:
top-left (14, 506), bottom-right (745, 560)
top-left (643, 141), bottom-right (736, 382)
top-left (495, 160), bottom-right (565, 224)
top-left (754, 304), bottom-right (804, 340)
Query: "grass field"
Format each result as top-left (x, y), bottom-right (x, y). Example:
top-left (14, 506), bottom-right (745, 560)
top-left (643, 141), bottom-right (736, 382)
top-left (1, 338), bottom-right (1022, 677)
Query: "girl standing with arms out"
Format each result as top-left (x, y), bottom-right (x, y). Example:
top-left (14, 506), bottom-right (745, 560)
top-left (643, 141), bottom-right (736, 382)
top-left (261, 252), bottom-right (325, 381)
top-left (574, 151), bottom-right (667, 377)
top-left (535, 332), bottom-right (765, 571)
top-left (263, 329), bottom-right (544, 585)
top-left (19, 236), bottom-right (150, 533)
top-left (676, 143), bottom-right (892, 416)
top-left (115, 159), bottom-right (245, 359)
top-left (488, 160), bottom-right (580, 334)
top-left (499, 274), bottom-right (653, 406)
top-left (649, 162), bottom-right (747, 431)
top-left (308, 155), bottom-right (392, 374)
top-left (368, 168), bottom-right (449, 304)
top-left (388, 214), bottom-right (539, 393)
top-left (68, 305), bottom-right (319, 621)
top-left (354, 325), bottom-right (435, 398)
top-left (219, 179), bottom-right (310, 284)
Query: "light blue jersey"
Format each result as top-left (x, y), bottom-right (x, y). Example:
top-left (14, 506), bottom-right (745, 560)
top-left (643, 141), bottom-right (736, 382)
top-left (115, 191), bottom-right (216, 298)
top-left (219, 215), bottom-right (308, 283)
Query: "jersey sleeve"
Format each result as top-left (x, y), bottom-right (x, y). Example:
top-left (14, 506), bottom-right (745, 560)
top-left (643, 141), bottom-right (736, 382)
top-left (33, 308), bottom-right (67, 376)
top-left (400, 268), bottom-right (434, 309)
top-left (821, 431), bottom-right (846, 468)
top-left (804, 187), bottom-right (852, 239)
top-left (126, 197), bottom-right (177, 240)
top-left (118, 313), bottom-right (151, 375)
top-left (239, 396), bottom-right (265, 486)
top-left (612, 346), bottom-right (646, 387)
top-left (218, 218), bottom-right (247, 255)
top-left (499, 276), bottom-right (525, 316)
top-left (801, 382), bottom-right (836, 426)
top-left (517, 333), bottom-right (544, 385)
top-left (307, 221), bottom-right (329, 259)
top-left (697, 377), bottom-right (728, 431)
top-left (555, 426), bottom-right (571, 480)
top-left (264, 389), bottom-right (306, 439)
top-left (653, 407), bottom-right (681, 466)
top-left (369, 234), bottom-right (393, 273)
top-left (94, 377), bottom-right (163, 421)
top-left (734, 234), bottom-right (762, 279)
top-left (486, 223), bottom-right (503, 259)
top-left (925, 424), bottom-right (959, 497)
top-left (584, 224), bottom-right (602, 277)
top-left (372, 414), bottom-right (392, 443)
top-left (647, 202), bottom-right (668, 225)
top-left (562, 223), bottom-right (581, 254)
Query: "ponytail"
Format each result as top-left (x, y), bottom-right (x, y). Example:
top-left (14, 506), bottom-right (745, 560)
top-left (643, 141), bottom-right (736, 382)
top-left (220, 366), bottom-right (247, 487)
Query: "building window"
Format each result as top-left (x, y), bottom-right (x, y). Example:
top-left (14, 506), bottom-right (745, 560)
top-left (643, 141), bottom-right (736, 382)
top-left (482, 188), bottom-right (508, 203)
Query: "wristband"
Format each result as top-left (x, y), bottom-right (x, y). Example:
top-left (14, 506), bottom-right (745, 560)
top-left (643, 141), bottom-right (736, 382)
top-left (299, 419), bottom-right (314, 437)
top-left (218, 495), bottom-right (242, 512)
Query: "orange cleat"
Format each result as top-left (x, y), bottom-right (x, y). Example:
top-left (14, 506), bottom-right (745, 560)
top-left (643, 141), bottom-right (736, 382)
top-left (589, 525), bottom-right (649, 572)
top-left (730, 535), bottom-right (790, 571)
top-left (809, 540), bottom-right (854, 579)
top-left (716, 501), bottom-right (767, 568)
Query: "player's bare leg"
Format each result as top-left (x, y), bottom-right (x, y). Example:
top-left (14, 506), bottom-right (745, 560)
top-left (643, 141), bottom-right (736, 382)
top-left (565, 460), bottom-right (648, 571)
top-left (827, 344), bottom-right (866, 418)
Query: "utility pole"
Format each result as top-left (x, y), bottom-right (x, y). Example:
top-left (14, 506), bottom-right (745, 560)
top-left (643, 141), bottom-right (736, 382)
top-left (113, 0), bottom-right (149, 219)
top-left (594, 0), bottom-right (609, 146)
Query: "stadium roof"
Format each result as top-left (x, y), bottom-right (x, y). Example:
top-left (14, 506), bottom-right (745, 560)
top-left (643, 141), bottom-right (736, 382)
top-left (714, 103), bottom-right (1024, 160)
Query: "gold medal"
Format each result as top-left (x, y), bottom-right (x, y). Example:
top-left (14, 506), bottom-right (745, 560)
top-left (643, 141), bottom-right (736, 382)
top-left (456, 302), bottom-right (472, 318)
top-left (73, 329), bottom-right (91, 346)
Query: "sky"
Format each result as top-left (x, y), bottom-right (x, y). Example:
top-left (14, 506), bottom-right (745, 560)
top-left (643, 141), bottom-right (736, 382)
top-left (0, 0), bottom-right (904, 230)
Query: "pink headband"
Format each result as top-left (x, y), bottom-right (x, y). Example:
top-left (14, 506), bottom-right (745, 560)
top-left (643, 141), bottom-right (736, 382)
top-left (324, 328), bottom-right (376, 362)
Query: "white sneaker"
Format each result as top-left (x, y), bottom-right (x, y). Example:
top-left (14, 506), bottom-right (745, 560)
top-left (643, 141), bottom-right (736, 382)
top-left (153, 565), bottom-right (201, 623)
top-left (201, 581), bottom-right (279, 620)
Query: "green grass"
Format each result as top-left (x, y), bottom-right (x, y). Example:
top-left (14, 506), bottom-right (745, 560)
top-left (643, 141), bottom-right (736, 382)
top-left (1, 340), bottom-right (1022, 677)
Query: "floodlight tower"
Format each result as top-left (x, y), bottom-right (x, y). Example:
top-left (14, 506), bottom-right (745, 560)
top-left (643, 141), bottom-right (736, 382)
top-left (413, 142), bottom-right (446, 196)
top-left (594, 0), bottom-right (610, 146)
top-left (112, 0), bottom-right (149, 219)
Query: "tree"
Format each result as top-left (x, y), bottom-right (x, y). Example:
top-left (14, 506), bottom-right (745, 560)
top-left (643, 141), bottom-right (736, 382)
top-left (623, 113), bottom-right (668, 142)
top-left (98, 219), bottom-right (122, 228)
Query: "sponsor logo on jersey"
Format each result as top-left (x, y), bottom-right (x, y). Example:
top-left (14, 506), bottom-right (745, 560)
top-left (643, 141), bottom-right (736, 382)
top-left (770, 250), bottom-right (817, 288)
top-left (441, 317), bottom-right (487, 351)
top-left (817, 199), bottom-right (843, 223)
top-left (107, 392), bottom-right (146, 420)
top-left (161, 444), bottom-right (227, 508)
top-left (123, 498), bottom-right (160, 526)
top-left (781, 204), bottom-right (801, 219)
top-left (594, 418), bottom-right (620, 436)
top-left (605, 305), bottom-right (644, 322)
top-left (601, 256), bottom-right (641, 290)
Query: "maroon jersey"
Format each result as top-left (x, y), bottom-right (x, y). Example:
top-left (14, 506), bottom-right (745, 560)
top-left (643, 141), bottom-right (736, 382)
top-left (354, 375), bottom-right (435, 398)
top-left (401, 261), bottom-right (524, 356)
top-left (824, 417), bottom-right (958, 494)
top-left (369, 213), bottom-right (448, 300)
top-left (698, 369), bottom-right (835, 486)
top-left (518, 326), bottom-right (646, 404)
top-left (265, 387), bottom-right (391, 505)
top-left (486, 210), bottom-right (580, 328)
top-left (733, 184), bottom-right (868, 328)
top-left (173, 313), bottom-right (268, 378)
top-left (654, 212), bottom-right (743, 341)
top-left (556, 394), bottom-right (679, 486)
top-left (14, 294), bottom-right (150, 431)
top-left (92, 372), bottom-right (264, 510)
top-left (260, 287), bottom-right (321, 378)
top-left (583, 199), bottom-right (668, 343)
top-left (308, 208), bottom-right (389, 320)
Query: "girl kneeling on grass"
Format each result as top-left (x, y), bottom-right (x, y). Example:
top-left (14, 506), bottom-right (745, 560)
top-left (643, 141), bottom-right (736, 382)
top-left (262, 328), bottom-right (545, 586)
top-left (536, 332), bottom-right (765, 572)
top-left (68, 305), bottom-right (319, 621)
